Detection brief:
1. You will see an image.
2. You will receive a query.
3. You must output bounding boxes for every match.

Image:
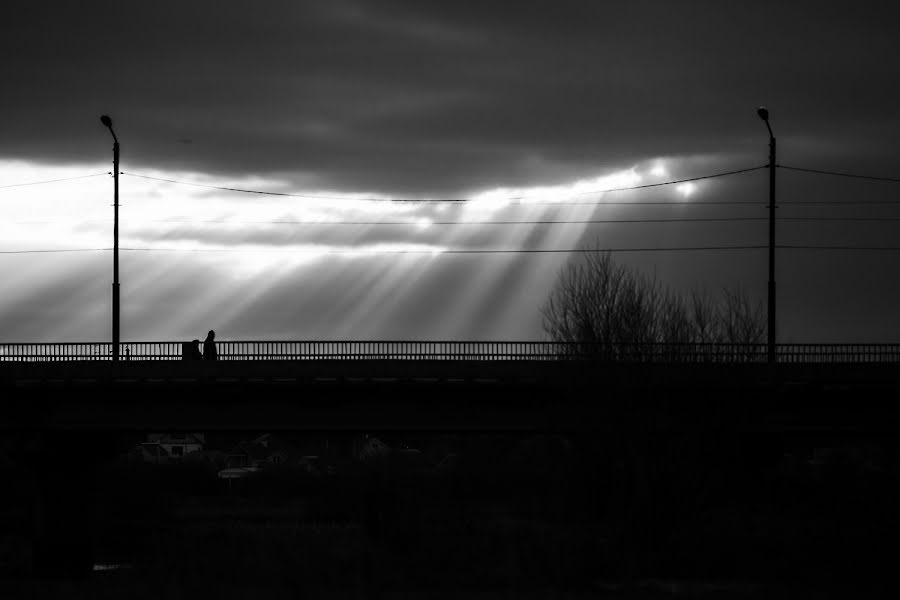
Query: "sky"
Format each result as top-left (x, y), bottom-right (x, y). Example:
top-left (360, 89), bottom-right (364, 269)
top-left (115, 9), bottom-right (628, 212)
top-left (1, 0), bottom-right (899, 343)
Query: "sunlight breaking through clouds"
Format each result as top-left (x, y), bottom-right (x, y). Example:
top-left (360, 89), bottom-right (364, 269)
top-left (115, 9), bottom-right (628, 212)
top-left (1, 158), bottom-right (690, 255)
top-left (0, 156), bottom-right (710, 341)
top-left (465, 168), bottom-right (643, 215)
top-left (676, 182), bottom-right (696, 198)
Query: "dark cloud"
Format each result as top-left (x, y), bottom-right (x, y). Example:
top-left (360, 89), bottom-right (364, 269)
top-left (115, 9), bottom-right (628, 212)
top-left (1, 0), bottom-right (897, 195)
top-left (3, 1), bottom-right (900, 344)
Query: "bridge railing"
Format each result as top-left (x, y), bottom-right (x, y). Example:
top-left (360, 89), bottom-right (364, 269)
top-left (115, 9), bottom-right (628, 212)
top-left (3, 341), bottom-right (900, 363)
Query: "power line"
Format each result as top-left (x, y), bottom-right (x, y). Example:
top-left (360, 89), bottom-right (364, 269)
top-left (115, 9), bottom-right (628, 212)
top-left (778, 245), bottom-right (900, 251)
top-left (19, 215), bottom-right (900, 227)
top-left (571, 165), bottom-right (767, 196)
top-left (0, 248), bottom-right (109, 254)
top-left (779, 164), bottom-right (900, 183)
top-left (121, 172), bottom-right (363, 201)
top-left (780, 217), bottom-right (900, 222)
top-left (170, 216), bottom-right (766, 226)
top-left (1, 245), bottom-right (768, 256)
top-left (123, 216), bottom-right (900, 225)
top-left (501, 200), bottom-right (765, 205)
top-left (778, 200), bottom-right (900, 205)
top-left (126, 245), bottom-right (771, 254)
top-left (9, 245), bottom-right (900, 255)
top-left (121, 165), bottom-right (767, 203)
top-left (11, 216), bottom-right (769, 226)
top-left (0, 172), bottom-right (109, 190)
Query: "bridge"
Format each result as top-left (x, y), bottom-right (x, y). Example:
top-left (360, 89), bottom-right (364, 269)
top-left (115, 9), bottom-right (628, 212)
top-left (4, 341), bottom-right (900, 578)
top-left (4, 339), bottom-right (900, 363)
top-left (3, 341), bottom-right (900, 433)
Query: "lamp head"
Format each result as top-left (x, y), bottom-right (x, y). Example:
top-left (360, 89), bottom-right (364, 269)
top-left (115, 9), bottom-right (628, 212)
top-left (100, 115), bottom-right (113, 128)
top-left (757, 107), bottom-right (769, 122)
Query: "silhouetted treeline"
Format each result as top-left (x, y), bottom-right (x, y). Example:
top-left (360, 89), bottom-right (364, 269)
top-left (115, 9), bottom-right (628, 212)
top-left (542, 248), bottom-right (765, 357)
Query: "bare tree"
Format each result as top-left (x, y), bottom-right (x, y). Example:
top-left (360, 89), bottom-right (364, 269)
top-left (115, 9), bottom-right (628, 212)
top-left (718, 286), bottom-right (766, 344)
top-left (541, 248), bottom-right (765, 359)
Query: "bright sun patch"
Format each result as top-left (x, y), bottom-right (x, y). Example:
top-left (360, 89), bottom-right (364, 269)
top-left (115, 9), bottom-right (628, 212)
top-left (1, 157), bottom-right (705, 267)
top-left (462, 168), bottom-right (643, 220)
top-left (0, 156), bottom-right (706, 341)
top-left (676, 182), bottom-right (696, 198)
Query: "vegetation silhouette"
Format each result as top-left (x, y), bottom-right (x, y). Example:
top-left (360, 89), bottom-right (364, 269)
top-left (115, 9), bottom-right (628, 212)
top-left (541, 245), bottom-right (765, 361)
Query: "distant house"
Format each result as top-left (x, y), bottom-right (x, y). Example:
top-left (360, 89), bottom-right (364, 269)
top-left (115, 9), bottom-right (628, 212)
top-left (356, 436), bottom-right (390, 461)
top-left (145, 433), bottom-right (205, 462)
top-left (434, 452), bottom-right (458, 471)
top-left (132, 443), bottom-right (172, 465)
top-left (218, 433), bottom-right (299, 479)
top-left (183, 448), bottom-right (228, 470)
top-left (297, 455), bottom-right (328, 474)
top-left (253, 433), bottom-right (295, 464)
top-left (128, 433), bottom-right (205, 464)
top-left (291, 433), bottom-right (344, 464)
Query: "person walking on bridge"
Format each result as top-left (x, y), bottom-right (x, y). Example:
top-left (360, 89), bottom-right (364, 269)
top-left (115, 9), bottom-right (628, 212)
top-left (203, 330), bottom-right (218, 361)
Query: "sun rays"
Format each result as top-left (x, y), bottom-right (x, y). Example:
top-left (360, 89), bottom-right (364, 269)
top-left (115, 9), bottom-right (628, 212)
top-left (0, 156), bottom-right (704, 340)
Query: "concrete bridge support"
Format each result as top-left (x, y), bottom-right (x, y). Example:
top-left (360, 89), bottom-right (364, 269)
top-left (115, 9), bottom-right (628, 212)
top-left (32, 461), bottom-right (96, 578)
top-left (7, 432), bottom-right (118, 579)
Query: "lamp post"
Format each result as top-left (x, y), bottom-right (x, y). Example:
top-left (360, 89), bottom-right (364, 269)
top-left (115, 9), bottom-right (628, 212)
top-left (757, 107), bottom-right (776, 364)
top-left (100, 115), bottom-right (120, 362)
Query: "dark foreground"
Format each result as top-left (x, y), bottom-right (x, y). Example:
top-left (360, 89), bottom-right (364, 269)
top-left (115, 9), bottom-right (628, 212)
top-left (1, 429), bottom-right (897, 598)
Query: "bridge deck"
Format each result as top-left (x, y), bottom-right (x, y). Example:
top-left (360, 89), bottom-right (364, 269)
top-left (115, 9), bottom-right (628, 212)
top-left (4, 340), bottom-right (900, 364)
top-left (4, 357), bottom-right (900, 387)
top-left (3, 359), bottom-right (900, 434)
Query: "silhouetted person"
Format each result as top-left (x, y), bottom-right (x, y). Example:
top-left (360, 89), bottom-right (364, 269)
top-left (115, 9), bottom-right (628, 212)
top-left (203, 330), bottom-right (218, 361)
top-left (190, 339), bottom-right (203, 360)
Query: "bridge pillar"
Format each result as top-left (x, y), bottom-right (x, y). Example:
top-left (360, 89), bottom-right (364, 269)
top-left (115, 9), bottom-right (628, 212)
top-left (20, 431), bottom-right (115, 579)
top-left (32, 461), bottom-right (96, 578)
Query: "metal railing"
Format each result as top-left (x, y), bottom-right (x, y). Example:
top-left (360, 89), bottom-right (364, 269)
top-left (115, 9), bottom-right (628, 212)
top-left (2, 341), bottom-right (900, 363)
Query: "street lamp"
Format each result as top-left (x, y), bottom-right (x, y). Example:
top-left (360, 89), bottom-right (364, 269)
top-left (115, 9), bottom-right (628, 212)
top-left (757, 107), bottom-right (776, 364)
top-left (100, 115), bottom-right (120, 362)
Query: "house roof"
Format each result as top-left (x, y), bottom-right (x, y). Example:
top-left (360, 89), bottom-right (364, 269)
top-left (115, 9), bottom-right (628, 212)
top-left (228, 433), bottom-right (299, 461)
top-left (148, 432), bottom-right (205, 445)
top-left (253, 433), bottom-right (299, 454)
top-left (358, 437), bottom-right (390, 460)
top-left (136, 443), bottom-right (171, 458)
top-left (228, 442), bottom-right (269, 460)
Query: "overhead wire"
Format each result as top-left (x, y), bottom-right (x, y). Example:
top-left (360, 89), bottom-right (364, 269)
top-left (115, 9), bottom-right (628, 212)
top-left (120, 245), bottom-right (770, 254)
top-left (16, 214), bottom-right (900, 227)
top-left (570, 165), bottom-right (767, 195)
top-left (6, 163), bottom-right (900, 255)
top-left (0, 172), bottom-right (109, 189)
top-left (779, 217), bottom-right (900, 222)
top-left (10, 216), bottom-right (771, 226)
top-left (778, 200), bottom-right (900, 205)
top-left (9, 245), bottom-right (900, 256)
top-left (778, 164), bottom-right (900, 183)
top-left (120, 165), bottom-right (767, 203)
top-left (778, 245), bottom-right (900, 251)
top-left (2, 245), bottom-right (769, 255)
top-left (104, 216), bottom-right (900, 225)
top-left (0, 248), bottom-right (110, 254)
